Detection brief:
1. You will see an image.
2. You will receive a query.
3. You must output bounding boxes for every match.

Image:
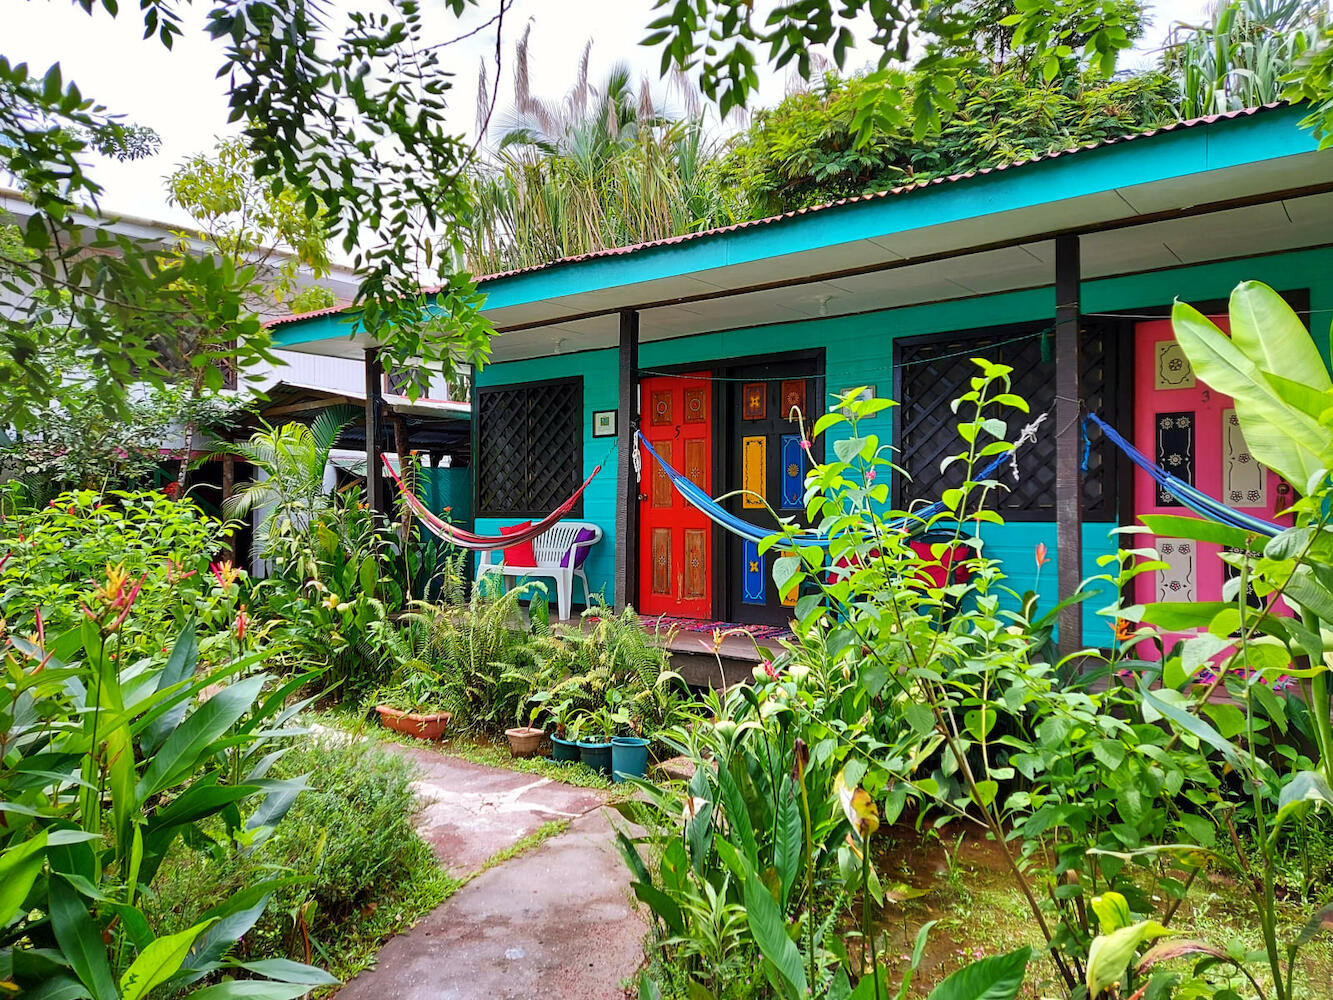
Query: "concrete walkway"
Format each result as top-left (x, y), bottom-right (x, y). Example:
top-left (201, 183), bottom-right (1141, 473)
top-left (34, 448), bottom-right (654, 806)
top-left (337, 743), bottom-right (646, 1000)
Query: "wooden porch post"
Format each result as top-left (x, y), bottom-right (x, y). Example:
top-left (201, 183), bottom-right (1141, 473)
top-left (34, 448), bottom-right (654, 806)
top-left (1054, 234), bottom-right (1083, 656)
top-left (364, 347), bottom-right (387, 518)
top-left (615, 309), bottom-right (640, 611)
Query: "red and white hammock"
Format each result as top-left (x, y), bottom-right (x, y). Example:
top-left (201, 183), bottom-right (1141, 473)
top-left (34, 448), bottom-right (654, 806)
top-left (381, 455), bottom-right (602, 551)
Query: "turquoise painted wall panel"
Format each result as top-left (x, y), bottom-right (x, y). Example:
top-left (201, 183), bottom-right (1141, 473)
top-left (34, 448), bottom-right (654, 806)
top-left (473, 347), bottom-right (620, 608)
top-left (471, 245), bottom-right (1333, 626)
top-left (423, 466), bottom-right (472, 525)
top-left (970, 521), bottom-right (1123, 645)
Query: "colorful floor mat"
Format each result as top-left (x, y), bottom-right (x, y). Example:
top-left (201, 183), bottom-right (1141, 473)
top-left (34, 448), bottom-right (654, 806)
top-left (645, 616), bottom-right (792, 640)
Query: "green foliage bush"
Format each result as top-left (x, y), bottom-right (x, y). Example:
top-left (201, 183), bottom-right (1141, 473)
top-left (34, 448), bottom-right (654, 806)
top-left (0, 487), bottom-right (234, 654)
top-left (713, 69), bottom-right (1178, 218)
top-left (147, 735), bottom-right (451, 976)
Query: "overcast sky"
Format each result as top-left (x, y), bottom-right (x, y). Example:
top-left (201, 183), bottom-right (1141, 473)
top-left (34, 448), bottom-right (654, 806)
top-left (10, 0), bottom-right (1213, 228)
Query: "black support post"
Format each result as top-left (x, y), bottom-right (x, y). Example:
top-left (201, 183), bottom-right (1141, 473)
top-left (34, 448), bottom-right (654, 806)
top-left (615, 310), bottom-right (640, 611)
top-left (1054, 234), bottom-right (1083, 656)
top-left (364, 347), bottom-right (386, 518)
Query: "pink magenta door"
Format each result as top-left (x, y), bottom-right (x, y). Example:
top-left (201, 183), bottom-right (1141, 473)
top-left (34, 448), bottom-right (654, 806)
top-left (1132, 318), bottom-right (1293, 643)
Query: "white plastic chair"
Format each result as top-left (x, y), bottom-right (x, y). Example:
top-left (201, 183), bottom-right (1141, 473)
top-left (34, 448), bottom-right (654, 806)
top-left (476, 520), bottom-right (603, 620)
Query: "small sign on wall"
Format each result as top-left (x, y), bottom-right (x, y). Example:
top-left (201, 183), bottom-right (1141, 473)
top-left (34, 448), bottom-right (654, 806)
top-left (593, 409), bottom-right (617, 437)
top-left (839, 385), bottom-right (877, 417)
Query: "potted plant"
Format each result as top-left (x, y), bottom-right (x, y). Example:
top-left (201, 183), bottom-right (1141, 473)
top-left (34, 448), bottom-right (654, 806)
top-left (576, 706), bottom-right (615, 776)
top-left (610, 707), bottom-right (651, 783)
top-left (372, 669), bottom-right (452, 741)
top-left (506, 705), bottom-right (545, 759)
top-left (546, 698), bottom-right (582, 764)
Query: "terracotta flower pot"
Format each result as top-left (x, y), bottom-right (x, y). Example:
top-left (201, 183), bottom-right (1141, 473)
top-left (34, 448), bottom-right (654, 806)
top-left (505, 726), bottom-right (545, 758)
top-left (375, 705), bottom-right (451, 741)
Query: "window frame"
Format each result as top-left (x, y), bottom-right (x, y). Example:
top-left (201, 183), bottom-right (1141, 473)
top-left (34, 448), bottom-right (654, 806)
top-left (473, 375), bottom-right (584, 520)
top-left (891, 319), bottom-right (1123, 522)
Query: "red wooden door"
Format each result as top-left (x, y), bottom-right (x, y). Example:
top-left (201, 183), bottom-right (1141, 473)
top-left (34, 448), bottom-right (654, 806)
top-left (639, 374), bottom-right (712, 618)
top-left (1132, 318), bottom-right (1293, 651)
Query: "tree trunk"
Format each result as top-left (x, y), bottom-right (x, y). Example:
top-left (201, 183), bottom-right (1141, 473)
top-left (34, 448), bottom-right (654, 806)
top-left (174, 371), bottom-right (207, 492)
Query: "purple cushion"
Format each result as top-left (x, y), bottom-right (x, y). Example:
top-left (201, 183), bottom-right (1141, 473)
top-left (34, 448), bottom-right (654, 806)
top-left (559, 527), bottom-right (597, 568)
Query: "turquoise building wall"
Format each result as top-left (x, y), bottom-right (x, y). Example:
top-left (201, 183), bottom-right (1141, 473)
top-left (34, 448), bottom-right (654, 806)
top-left (473, 348), bottom-right (620, 607)
top-left (473, 246), bottom-right (1333, 638)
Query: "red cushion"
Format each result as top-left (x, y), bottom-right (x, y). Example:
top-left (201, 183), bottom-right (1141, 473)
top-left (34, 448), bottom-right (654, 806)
top-left (500, 521), bottom-right (537, 567)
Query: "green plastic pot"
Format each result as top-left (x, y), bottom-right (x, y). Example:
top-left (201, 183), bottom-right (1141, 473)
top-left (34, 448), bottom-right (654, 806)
top-left (611, 736), bottom-right (650, 783)
top-left (551, 735), bottom-right (580, 763)
top-left (577, 739), bottom-right (613, 775)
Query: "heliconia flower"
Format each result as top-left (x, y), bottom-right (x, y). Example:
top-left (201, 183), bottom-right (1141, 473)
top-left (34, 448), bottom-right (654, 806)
top-left (211, 560), bottom-right (239, 589)
top-left (762, 659), bottom-right (780, 682)
top-left (235, 605), bottom-right (248, 641)
top-left (1034, 542), bottom-right (1049, 568)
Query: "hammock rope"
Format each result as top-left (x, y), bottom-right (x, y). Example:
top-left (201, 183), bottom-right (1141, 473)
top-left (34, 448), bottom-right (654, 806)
top-left (1086, 412), bottom-right (1284, 538)
top-left (633, 428), bottom-right (1026, 549)
top-left (381, 455), bottom-right (603, 551)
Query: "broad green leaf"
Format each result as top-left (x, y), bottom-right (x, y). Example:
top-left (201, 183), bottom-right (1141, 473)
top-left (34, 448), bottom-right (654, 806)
top-left (187, 983), bottom-right (315, 1000)
top-left (1272, 770), bottom-right (1333, 836)
top-left (1139, 514), bottom-right (1262, 550)
top-left (23, 977), bottom-right (90, 1000)
top-left (1139, 682), bottom-right (1239, 766)
top-left (1180, 633), bottom-right (1231, 679)
top-left (1087, 921), bottom-right (1174, 997)
top-left (631, 882), bottom-right (685, 936)
top-left (49, 876), bottom-right (117, 1000)
top-left (1172, 298), bottom-right (1331, 487)
top-left (144, 623), bottom-right (199, 753)
top-left (1131, 601), bottom-right (1233, 631)
top-left (136, 673), bottom-right (266, 798)
top-left (925, 945), bottom-right (1030, 1000)
top-left (120, 921), bottom-right (214, 1000)
top-left (0, 831), bottom-right (47, 925)
top-left (1091, 891), bottom-right (1133, 933)
top-left (773, 779), bottom-right (803, 908)
top-left (1228, 281), bottom-right (1331, 391)
top-left (1201, 702), bottom-right (1246, 740)
top-left (716, 766), bottom-right (757, 866)
top-left (743, 862), bottom-right (807, 999)
top-left (234, 958), bottom-right (340, 986)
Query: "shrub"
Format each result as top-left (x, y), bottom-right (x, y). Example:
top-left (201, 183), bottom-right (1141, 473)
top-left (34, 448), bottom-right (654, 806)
top-left (0, 487), bottom-right (233, 653)
top-left (148, 734), bottom-right (451, 975)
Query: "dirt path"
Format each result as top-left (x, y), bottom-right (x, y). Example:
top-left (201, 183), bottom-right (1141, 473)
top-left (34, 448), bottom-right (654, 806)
top-left (335, 743), bottom-right (646, 1000)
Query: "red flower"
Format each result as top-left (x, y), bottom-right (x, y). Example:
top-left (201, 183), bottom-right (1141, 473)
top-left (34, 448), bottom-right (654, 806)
top-left (1034, 542), bottom-right (1049, 569)
top-left (162, 482), bottom-right (181, 498)
top-left (235, 605), bottom-right (248, 641)
top-left (762, 660), bottom-right (780, 682)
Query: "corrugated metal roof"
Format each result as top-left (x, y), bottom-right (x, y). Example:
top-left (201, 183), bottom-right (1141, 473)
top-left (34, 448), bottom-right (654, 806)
top-left (265, 103), bottom-right (1287, 330)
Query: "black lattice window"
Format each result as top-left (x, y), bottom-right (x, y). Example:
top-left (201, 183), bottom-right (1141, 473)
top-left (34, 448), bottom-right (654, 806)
top-left (895, 321), bottom-right (1120, 520)
top-left (476, 378), bottom-right (582, 517)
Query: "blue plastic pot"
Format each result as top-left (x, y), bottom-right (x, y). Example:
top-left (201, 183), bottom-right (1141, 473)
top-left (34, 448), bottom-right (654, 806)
top-left (551, 735), bottom-right (580, 763)
top-left (611, 736), bottom-right (651, 783)
top-left (577, 739), bottom-right (613, 775)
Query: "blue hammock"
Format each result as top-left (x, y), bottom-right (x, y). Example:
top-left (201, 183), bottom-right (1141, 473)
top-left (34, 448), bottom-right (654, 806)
top-left (1086, 412), bottom-right (1283, 538)
top-left (634, 431), bottom-right (1016, 549)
